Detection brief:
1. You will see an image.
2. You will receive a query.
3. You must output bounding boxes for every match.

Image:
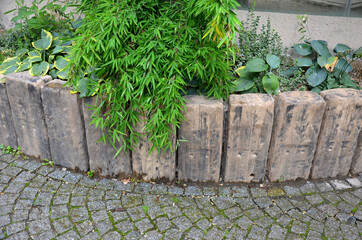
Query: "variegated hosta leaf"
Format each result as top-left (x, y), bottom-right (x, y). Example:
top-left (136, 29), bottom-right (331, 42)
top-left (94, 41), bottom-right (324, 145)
top-left (30, 61), bottom-right (49, 76)
top-left (52, 46), bottom-right (64, 54)
top-left (17, 57), bottom-right (32, 72)
top-left (56, 68), bottom-right (69, 79)
top-left (15, 48), bottom-right (28, 57)
top-left (28, 50), bottom-right (41, 58)
top-left (0, 57), bottom-right (21, 75)
top-left (54, 57), bottom-right (69, 71)
top-left (49, 69), bottom-right (58, 79)
top-left (32, 29), bottom-right (53, 51)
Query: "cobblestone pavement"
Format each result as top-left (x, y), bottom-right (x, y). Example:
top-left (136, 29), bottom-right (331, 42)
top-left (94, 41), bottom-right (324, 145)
top-left (0, 153), bottom-right (361, 240)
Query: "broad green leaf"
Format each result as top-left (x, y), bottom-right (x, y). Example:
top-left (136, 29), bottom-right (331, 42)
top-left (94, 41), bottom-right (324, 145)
top-left (333, 44), bottom-right (351, 54)
top-left (32, 29), bottom-right (53, 51)
top-left (324, 56), bottom-right (338, 72)
top-left (317, 56), bottom-right (328, 67)
top-left (340, 73), bottom-right (358, 89)
top-left (243, 86), bottom-right (258, 94)
top-left (28, 50), bottom-right (41, 58)
top-left (326, 75), bottom-right (338, 89)
top-left (311, 40), bottom-right (330, 57)
top-left (333, 59), bottom-right (353, 77)
top-left (15, 48), bottom-right (28, 57)
top-left (0, 57), bottom-right (21, 75)
top-left (235, 66), bottom-right (245, 76)
top-left (281, 67), bottom-right (299, 77)
top-left (57, 68), bottom-right (69, 79)
top-left (354, 47), bottom-right (362, 56)
top-left (295, 57), bottom-right (313, 67)
top-left (306, 66), bottom-right (328, 87)
top-left (49, 69), bottom-right (58, 79)
top-left (54, 57), bottom-right (69, 70)
top-left (52, 46), bottom-right (64, 54)
top-left (17, 58), bottom-right (32, 72)
top-left (266, 54), bottom-right (280, 69)
top-left (234, 78), bottom-right (254, 92)
top-left (262, 74), bottom-right (279, 94)
top-left (52, 37), bottom-right (62, 46)
top-left (311, 86), bottom-right (322, 94)
top-left (245, 58), bottom-right (268, 72)
top-left (292, 43), bottom-right (313, 56)
top-left (30, 62), bottom-right (49, 76)
top-left (29, 56), bottom-right (42, 63)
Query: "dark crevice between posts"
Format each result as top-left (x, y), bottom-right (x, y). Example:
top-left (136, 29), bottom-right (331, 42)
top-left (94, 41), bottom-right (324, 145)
top-left (77, 94), bottom-right (90, 172)
top-left (39, 83), bottom-right (52, 162)
top-left (308, 102), bottom-right (328, 180)
top-left (265, 95), bottom-right (278, 182)
top-left (175, 124), bottom-right (180, 181)
top-left (4, 81), bottom-right (19, 147)
top-left (219, 100), bottom-right (229, 182)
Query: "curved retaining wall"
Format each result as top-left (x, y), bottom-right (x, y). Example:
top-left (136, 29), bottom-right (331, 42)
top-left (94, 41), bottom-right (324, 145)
top-left (0, 72), bottom-right (361, 182)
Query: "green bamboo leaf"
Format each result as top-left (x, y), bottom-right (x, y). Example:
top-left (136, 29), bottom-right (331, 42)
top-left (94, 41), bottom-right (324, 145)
top-left (32, 29), bottom-right (53, 51)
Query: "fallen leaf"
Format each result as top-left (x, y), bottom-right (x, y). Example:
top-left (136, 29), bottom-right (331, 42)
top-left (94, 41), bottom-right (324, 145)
top-left (122, 177), bottom-right (131, 185)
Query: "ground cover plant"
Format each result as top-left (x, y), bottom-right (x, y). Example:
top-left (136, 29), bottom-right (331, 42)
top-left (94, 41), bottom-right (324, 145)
top-left (67, 0), bottom-right (242, 155)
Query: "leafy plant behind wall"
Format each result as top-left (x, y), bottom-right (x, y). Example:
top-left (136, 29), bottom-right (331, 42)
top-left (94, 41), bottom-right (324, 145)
top-left (290, 40), bottom-right (361, 93)
top-left (0, 29), bottom-right (71, 78)
top-left (68, 0), bottom-right (241, 156)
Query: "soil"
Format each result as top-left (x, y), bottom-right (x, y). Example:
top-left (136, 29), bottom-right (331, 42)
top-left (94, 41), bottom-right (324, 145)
top-left (350, 59), bottom-right (362, 87)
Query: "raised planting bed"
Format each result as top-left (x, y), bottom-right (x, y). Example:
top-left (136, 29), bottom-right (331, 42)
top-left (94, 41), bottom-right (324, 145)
top-left (0, 72), bottom-right (361, 182)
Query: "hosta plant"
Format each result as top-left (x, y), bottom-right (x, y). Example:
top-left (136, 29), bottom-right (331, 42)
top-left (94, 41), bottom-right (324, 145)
top-left (290, 40), bottom-right (361, 93)
top-left (234, 54), bottom-right (281, 94)
top-left (0, 29), bottom-right (71, 78)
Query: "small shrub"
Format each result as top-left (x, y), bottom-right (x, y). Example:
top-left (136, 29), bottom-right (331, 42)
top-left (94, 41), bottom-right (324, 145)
top-left (236, 8), bottom-right (284, 68)
top-left (68, 0), bottom-right (241, 155)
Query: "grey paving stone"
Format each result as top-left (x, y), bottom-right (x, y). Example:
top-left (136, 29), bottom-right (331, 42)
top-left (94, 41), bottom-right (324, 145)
top-left (231, 186), bottom-right (249, 197)
top-left (248, 225), bottom-right (267, 240)
top-left (172, 216), bottom-right (192, 231)
top-left (20, 187), bottom-right (38, 199)
top-left (168, 186), bottom-right (184, 195)
top-left (3, 166), bottom-right (23, 177)
top-left (82, 231), bottom-right (101, 240)
top-left (88, 201), bottom-right (106, 212)
top-left (163, 228), bottom-right (182, 240)
top-left (149, 184), bottom-right (168, 195)
top-left (97, 178), bottom-right (116, 190)
top-left (225, 227), bottom-right (247, 240)
top-left (223, 206), bottom-right (243, 220)
top-left (339, 192), bottom-right (361, 207)
top-left (11, 210), bottom-right (29, 222)
top-left (116, 220), bottom-right (134, 234)
top-left (268, 224), bottom-right (287, 239)
top-left (48, 169), bottom-right (67, 180)
top-left (0, 205), bottom-right (13, 216)
top-left (122, 194), bottom-right (143, 208)
top-left (135, 218), bottom-right (154, 234)
top-left (50, 204), bottom-right (69, 219)
top-left (300, 183), bottom-right (318, 194)
top-left (235, 216), bottom-right (253, 230)
top-left (96, 218), bottom-right (113, 235)
top-left (35, 165), bottom-right (54, 176)
top-left (275, 198), bottom-right (294, 212)
top-left (78, 177), bottom-right (98, 188)
top-left (314, 182), bottom-right (334, 192)
top-left (41, 179), bottom-right (61, 192)
top-left (289, 198), bottom-right (312, 211)
top-left (219, 187), bottom-right (232, 196)
top-left (57, 183), bottom-right (75, 194)
top-left (29, 206), bottom-right (50, 220)
top-left (127, 206), bottom-right (147, 221)
top-left (212, 215), bottom-right (233, 229)
top-left (52, 217), bottom-right (73, 234)
top-left (62, 173), bottom-right (83, 184)
top-left (7, 230), bottom-right (29, 240)
top-left (72, 186), bottom-right (90, 196)
top-left (28, 218), bottom-right (51, 235)
top-left (204, 227), bottom-right (225, 239)
top-left (185, 227), bottom-right (204, 240)
top-left (91, 210), bottom-right (108, 222)
top-left (196, 218), bottom-right (211, 231)
top-left (70, 195), bottom-right (87, 207)
top-left (265, 205), bottom-right (283, 218)
top-left (322, 191), bottom-right (342, 204)
top-left (53, 194), bottom-right (70, 205)
top-left (306, 194), bottom-right (324, 205)
top-left (102, 231), bottom-right (123, 240)
top-left (156, 216), bottom-right (172, 232)
top-left (182, 206), bottom-right (203, 222)
top-left (276, 215), bottom-right (292, 227)
top-left (34, 229), bottom-right (57, 240)
top-left (341, 223), bottom-right (359, 240)
top-left (106, 199), bottom-right (122, 210)
top-left (77, 220), bottom-right (94, 236)
top-left (250, 188), bottom-right (267, 198)
top-left (134, 182), bottom-right (152, 194)
top-left (255, 215), bottom-right (274, 228)
top-left (185, 186), bottom-right (202, 196)
top-left (147, 205), bottom-right (164, 220)
top-left (114, 181), bottom-right (134, 192)
top-left (346, 178), bottom-right (362, 188)
top-left (254, 197), bottom-right (273, 208)
top-left (105, 190), bottom-right (122, 200)
top-left (211, 196), bottom-right (235, 210)
top-left (291, 220), bottom-right (308, 234)
top-left (306, 230), bottom-right (322, 240)
top-left (87, 189), bottom-right (105, 201)
top-left (57, 230), bottom-right (80, 240)
top-left (0, 215), bottom-right (11, 227)
top-left (309, 219), bottom-right (324, 233)
top-left (6, 221), bottom-right (26, 236)
top-left (70, 206), bottom-right (89, 222)
top-left (110, 210), bottom-right (128, 223)
top-left (330, 179), bottom-right (352, 190)
top-left (125, 230), bottom-right (142, 240)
